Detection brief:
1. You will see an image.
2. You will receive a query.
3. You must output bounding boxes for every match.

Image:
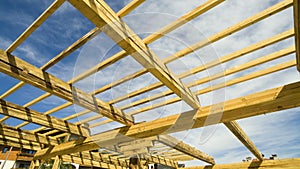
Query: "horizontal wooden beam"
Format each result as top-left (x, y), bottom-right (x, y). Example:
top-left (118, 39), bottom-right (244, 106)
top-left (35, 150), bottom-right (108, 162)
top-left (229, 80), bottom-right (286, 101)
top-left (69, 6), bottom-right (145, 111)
top-left (34, 81), bottom-right (300, 159)
top-left (185, 158), bottom-right (300, 169)
top-left (0, 49), bottom-right (134, 126)
top-left (0, 124), bottom-right (58, 146)
top-left (0, 99), bottom-right (88, 137)
top-left (294, 0), bottom-right (300, 71)
top-left (158, 135), bottom-right (215, 164)
top-left (68, 0), bottom-right (200, 109)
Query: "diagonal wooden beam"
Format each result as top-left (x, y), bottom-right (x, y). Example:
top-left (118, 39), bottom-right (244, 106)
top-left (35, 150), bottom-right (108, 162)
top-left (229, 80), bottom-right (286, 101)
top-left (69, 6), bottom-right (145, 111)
top-left (224, 121), bottom-right (263, 160)
top-left (294, 0), bottom-right (300, 71)
top-left (34, 81), bottom-right (300, 159)
top-left (0, 49), bottom-right (134, 126)
top-left (6, 0), bottom-right (65, 53)
top-left (68, 0), bottom-right (200, 109)
top-left (158, 135), bottom-right (215, 164)
top-left (0, 99), bottom-right (89, 137)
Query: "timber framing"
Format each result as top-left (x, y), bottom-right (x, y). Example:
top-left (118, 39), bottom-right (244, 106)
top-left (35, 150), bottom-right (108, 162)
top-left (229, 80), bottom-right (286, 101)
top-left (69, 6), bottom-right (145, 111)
top-left (0, 0), bottom-right (299, 168)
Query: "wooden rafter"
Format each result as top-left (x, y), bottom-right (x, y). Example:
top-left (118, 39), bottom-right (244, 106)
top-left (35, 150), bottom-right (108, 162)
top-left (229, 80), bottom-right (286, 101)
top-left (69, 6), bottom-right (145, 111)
top-left (68, 0), bottom-right (200, 109)
top-left (6, 0), bottom-right (65, 53)
top-left (0, 49), bottom-right (134, 126)
top-left (33, 80), bottom-right (300, 159)
top-left (0, 99), bottom-right (88, 137)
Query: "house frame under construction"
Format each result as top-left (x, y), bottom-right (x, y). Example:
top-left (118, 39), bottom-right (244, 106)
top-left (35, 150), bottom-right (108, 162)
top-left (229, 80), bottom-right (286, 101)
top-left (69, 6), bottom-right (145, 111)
top-left (0, 0), bottom-right (300, 168)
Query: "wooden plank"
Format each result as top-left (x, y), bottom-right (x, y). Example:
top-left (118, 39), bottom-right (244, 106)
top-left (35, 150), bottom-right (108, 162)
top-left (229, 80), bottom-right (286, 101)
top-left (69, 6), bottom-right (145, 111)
top-left (34, 81), bottom-right (300, 159)
top-left (185, 158), bottom-right (300, 169)
top-left (0, 49), bottom-right (134, 126)
top-left (68, 0), bottom-right (200, 109)
top-left (0, 99), bottom-right (89, 137)
top-left (6, 0), bottom-right (65, 53)
top-left (224, 121), bottom-right (263, 160)
top-left (158, 135), bottom-right (215, 164)
top-left (163, 0), bottom-right (293, 63)
top-left (0, 124), bottom-right (58, 145)
top-left (294, 0), bottom-right (300, 71)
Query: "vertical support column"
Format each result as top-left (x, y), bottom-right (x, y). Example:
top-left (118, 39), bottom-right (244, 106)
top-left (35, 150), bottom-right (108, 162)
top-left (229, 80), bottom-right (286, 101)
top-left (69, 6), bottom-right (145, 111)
top-left (29, 160), bottom-right (40, 169)
top-left (51, 156), bottom-right (61, 169)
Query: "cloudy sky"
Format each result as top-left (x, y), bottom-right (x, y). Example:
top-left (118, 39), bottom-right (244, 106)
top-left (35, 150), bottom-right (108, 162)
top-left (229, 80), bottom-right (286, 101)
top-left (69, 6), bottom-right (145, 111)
top-left (0, 0), bottom-right (299, 167)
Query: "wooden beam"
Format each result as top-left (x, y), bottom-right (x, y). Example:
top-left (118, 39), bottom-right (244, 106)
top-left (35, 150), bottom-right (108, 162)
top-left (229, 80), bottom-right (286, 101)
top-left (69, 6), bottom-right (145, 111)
top-left (117, 0), bottom-right (145, 18)
top-left (34, 81), bottom-right (300, 159)
top-left (224, 121), bottom-right (263, 160)
top-left (60, 154), bottom-right (128, 169)
top-left (145, 155), bottom-right (178, 168)
top-left (143, 0), bottom-right (225, 44)
top-left (0, 0), bottom-right (145, 127)
top-left (51, 156), bottom-right (61, 169)
top-left (0, 136), bottom-right (41, 151)
top-left (163, 0), bottom-right (293, 63)
top-left (0, 49), bottom-right (134, 126)
top-left (29, 160), bottom-right (40, 169)
top-left (79, 30), bottom-right (296, 127)
top-left (294, 0), bottom-right (300, 71)
top-left (0, 124), bottom-right (58, 145)
top-left (185, 158), bottom-right (300, 169)
top-left (6, 0), bottom-right (65, 53)
top-left (0, 99), bottom-right (88, 137)
top-left (68, 0), bottom-right (200, 109)
top-left (158, 135), bottom-right (215, 164)
top-left (71, 0), bottom-right (224, 86)
top-left (110, 29), bottom-right (294, 109)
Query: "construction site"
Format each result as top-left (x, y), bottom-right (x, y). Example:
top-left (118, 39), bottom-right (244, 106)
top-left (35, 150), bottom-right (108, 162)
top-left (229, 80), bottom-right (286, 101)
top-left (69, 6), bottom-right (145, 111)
top-left (0, 0), bottom-right (300, 168)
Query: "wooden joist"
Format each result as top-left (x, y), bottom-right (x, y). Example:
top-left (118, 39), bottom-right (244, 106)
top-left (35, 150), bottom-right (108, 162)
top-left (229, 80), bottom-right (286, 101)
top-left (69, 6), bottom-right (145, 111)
top-left (145, 155), bottom-right (178, 168)
top-left (0, 124), bottom-right (58, 145)
top-left (294, 0), bottom-right (300, 71)
top-left (158, 135), bottom-right (215, 164)
top-left (34, 81), bottom-right (300, 159)
top-left (75, 29), bottom-right (295, 128)
top-left (0, 49), bottom-right (134, 126)
top-left (0, 99), bottom-right (88, 137)
top-left (60, 154), bottom-right (128, 169)
top-left (163, 0), bottom-right (293, 63)
top-left (68, 0), bottom-right (200, 109)
top-left (185, 158), bottom-right (300, 169)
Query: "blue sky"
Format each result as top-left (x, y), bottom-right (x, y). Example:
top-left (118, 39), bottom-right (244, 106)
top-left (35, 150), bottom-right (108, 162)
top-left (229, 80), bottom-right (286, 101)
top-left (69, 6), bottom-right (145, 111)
top-left (0, 0), bottom-right (299, 166)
